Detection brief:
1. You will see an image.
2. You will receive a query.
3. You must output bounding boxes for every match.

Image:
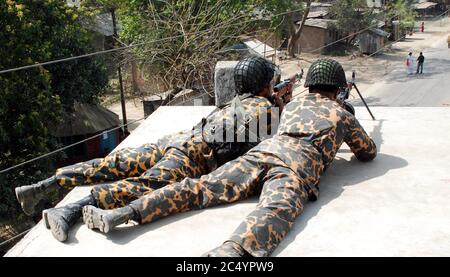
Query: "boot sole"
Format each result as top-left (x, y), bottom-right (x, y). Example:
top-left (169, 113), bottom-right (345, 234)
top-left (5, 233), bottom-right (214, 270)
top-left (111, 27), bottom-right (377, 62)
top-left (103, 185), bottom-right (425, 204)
top-left (82, 206), bottom-right (111, 234)
top-left (15, 186), bottom-right (38, 216)
top-left (43, 209), bottom-right (68, 242)
top-left (42, 210), bottom-right (50, 229)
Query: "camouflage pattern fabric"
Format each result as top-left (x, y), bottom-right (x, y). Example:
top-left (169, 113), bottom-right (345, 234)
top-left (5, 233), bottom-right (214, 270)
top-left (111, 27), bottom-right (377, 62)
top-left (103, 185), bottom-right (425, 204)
top-left (122, 92), bottom-right (376, 257)
top-left (91, 145), bottom-right (212, 209)
top-left (128, 150), bottom-right (309, 257)
top-left (91, 95), bottom-right (273, 209)
top-left (277, 93), bottom-right (377, 167)
top-left (55, 96), bottom-right (274, 209)
top-left (55, 143), bottom-right (166, 190)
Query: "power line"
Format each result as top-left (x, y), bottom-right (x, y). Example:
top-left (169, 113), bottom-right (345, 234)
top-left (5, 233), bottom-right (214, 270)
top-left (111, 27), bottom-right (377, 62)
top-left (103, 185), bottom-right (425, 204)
top-left (0, 15), bottom-right (270, 173)
top-left (351, 10), bottom-right (450, 69)
top-left (0, 7), bottom-right (304, 75)
top-left (286, 11), bottom-right (449, 98)
top-left (284, 14), bottom-right (400, 97)
top-left (215, 16), bottom-right (286, 56)
top-left (179, 14), bottom-right (403, 103)
top-left (0, 117), bottom-right (145, 174)
top-left (0, 229), bottom-right (30, 250)
top-left (0, 9), bottom-right (440, 173)
top-left (342, 10), bottom-right (450, 101)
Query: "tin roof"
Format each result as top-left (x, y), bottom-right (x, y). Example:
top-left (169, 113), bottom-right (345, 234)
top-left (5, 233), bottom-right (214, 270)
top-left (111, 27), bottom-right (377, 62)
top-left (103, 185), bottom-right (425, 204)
top-left (412, 1), bottom-right (438, 9)
top-left (301, 19), bottom-right (337, 29)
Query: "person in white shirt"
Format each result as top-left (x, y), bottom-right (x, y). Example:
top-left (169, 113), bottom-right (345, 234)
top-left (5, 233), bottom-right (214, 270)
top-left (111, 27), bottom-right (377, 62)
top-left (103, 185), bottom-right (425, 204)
top-left (406, 52), bottom-right (415, 75)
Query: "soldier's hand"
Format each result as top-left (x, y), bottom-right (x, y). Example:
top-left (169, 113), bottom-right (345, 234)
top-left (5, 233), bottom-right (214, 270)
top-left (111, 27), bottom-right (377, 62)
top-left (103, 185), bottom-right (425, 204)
top-left (283, 90), bottom-right (293, 103)
top-left (343, 101), bottom-right (356, 115)
top-left (272, 93), bottom-right (285, 113)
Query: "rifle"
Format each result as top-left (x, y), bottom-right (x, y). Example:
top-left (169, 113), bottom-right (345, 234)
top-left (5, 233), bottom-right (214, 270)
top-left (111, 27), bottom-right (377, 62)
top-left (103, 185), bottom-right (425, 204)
top-left (273, 69), bottom-right (304, 104)
top-left (337, 71), bottom-right (375, 120)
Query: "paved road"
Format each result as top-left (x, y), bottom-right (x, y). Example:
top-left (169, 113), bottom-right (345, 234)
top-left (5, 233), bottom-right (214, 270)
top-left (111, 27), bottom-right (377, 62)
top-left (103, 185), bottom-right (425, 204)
top-left (350, 33), bottom-right (450, 107)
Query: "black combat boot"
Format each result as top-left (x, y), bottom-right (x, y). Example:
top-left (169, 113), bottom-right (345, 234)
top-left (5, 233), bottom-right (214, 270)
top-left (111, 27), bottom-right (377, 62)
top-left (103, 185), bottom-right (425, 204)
top-left (43, 194), bottom-right (96, 242)
top-left (15, 176), bottom-right (61, 216)
top-left (202, 241), bottom-right (252, 257)
top-left (82, 204), bottom-right (138, 234)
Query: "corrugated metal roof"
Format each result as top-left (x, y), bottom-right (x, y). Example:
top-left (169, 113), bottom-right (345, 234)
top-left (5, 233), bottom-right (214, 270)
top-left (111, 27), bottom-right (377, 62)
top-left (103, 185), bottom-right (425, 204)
top-left (412, 2), bottom-right (438, 9)
top-left (307, 10), bottom-right (329, 18)
top-left (368, 28), bottom-right (390, 37)
top-left (311, 2), bottom-right (332, 8)
top-left (301, 19), bottom-right (337, 29)
top-left (243, 39), bottom-right (279, 57)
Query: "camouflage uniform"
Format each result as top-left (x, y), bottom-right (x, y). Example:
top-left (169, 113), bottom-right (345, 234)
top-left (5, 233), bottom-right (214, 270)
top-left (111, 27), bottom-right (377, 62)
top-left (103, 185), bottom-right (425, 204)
top-left (125, 93), bottom-right (377, 257)
top-left (20, 55), bottom-right (280, 243)
top-left (55, 95), bottom-right (275, 209)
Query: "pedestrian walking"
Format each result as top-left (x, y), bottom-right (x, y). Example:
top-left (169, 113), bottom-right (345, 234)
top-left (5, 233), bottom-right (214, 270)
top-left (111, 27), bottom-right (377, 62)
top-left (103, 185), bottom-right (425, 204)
top-left (406, 52), bottom-right (415, 75)
top-left (417, 52), bottom-right (425, 74)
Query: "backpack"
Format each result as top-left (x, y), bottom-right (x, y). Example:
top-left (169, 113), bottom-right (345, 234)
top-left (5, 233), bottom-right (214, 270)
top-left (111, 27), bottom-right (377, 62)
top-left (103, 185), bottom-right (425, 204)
top-left (196, 93), bottom-right (265, 167)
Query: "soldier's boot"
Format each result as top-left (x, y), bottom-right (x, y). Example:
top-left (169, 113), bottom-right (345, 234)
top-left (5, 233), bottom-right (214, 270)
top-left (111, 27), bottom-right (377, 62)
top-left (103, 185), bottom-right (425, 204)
top-left (15, 176), bottom-right (61, 216)
top-left (202, 241), bottom-right (252, 257)
top-left (42, 195), bottom-right (96, 242)
top-left (82, 205), bottom-right (138, 234)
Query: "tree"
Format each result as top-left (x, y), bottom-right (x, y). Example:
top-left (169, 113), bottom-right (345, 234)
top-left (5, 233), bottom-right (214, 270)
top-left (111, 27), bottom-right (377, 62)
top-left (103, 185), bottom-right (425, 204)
top-left (112, 0), bottom-right (301, 96)
top-left (328, 0), bottom-right (377, 45)
top-left (386, 0), bottom-right (416, 34)
top-left (0, 0), bottom-right (108, 217)
top-left (287, 0), bottom-right (310, 57)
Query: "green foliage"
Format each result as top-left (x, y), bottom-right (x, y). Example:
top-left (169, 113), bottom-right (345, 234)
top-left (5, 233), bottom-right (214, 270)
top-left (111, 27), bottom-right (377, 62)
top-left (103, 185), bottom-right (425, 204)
top-left (328, 0), bottom-right (377, 43)
top-left (387, 0), bottom-right (417, 30)
top-left (112, 0), bottom-right (301, 91)
top-left (0, 0), bottom-right (108, 217)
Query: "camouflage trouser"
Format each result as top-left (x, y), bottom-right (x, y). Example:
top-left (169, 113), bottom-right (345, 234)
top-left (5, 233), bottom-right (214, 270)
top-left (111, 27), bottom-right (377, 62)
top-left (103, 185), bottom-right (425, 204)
top-left (91, 147), bottom-right (210, 209)
top-left (55, 142), bottom-right (211, 210)
top-left (129, 151), bottom-right (313, 257)
top-left (55, 143), bottom-right (164, 189)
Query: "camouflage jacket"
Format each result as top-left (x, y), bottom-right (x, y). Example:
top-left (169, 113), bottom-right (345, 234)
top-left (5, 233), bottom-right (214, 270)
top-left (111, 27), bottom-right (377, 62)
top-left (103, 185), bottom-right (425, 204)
top-left (250, 93), bottom-right (377, 199)
top-left (158, 94), bottom-right (275, 171)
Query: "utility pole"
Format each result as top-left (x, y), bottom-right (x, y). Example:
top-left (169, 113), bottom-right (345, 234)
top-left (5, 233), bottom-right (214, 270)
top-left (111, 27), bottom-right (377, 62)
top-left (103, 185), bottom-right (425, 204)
top-left (110, 8), bottom-right (129, 136)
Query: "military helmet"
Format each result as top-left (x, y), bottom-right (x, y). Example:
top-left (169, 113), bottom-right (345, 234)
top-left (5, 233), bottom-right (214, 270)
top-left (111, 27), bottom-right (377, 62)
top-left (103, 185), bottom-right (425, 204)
top-left (304, 58), bottom-right (347, 88)
top-left (234, 56), bottom-right (276, 95)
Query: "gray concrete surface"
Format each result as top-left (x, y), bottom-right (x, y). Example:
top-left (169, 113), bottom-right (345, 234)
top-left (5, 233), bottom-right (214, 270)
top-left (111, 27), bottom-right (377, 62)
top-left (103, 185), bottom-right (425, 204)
top-left (6, 106), bottom-right (450, 256)
top-left (214, 61), bottom-right (238, 107)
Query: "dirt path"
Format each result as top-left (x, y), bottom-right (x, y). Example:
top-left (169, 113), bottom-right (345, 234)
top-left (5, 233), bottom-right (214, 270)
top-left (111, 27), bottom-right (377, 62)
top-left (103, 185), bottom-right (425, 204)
top-left (106, 18), bottom-right (450, 132)
top-left (106, 97), bottom-right (146, 132)
top-left (279, 17), bottom-right (450, 97)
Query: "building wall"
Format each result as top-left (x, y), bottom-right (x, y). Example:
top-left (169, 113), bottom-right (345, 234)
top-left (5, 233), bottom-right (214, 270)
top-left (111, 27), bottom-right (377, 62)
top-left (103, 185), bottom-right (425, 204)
top-left (56, 129), bottom-right (120, 168)
top-left (86, 136), bottom-right (101, 159)
top-left (294, 26), bottom-right (327, 53)
top-left (358, 33), bottom-right (384, 54)
top-left (254, 32), bottom-right (282, 50)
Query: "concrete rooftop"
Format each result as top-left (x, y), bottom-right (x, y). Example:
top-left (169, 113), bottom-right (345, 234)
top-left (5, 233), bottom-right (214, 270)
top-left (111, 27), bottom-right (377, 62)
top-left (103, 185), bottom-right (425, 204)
top-left (6, 106), bottom-right (450, 256)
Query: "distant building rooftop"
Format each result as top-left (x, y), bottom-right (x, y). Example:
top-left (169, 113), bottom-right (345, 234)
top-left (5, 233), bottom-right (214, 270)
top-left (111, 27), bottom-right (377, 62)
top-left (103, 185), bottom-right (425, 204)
top-left (300, 19), bottom-right (337, 29)
top-left (243, 39), bottom-right (280, 58)
top-left (412, 1), bottom-right (438, 10)
top-left (307, 10), bottom-right (330, 19)
top-left (367, 28), bottom-right (390, 37)
top-left (51, 102), bottom-right (119, 137)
